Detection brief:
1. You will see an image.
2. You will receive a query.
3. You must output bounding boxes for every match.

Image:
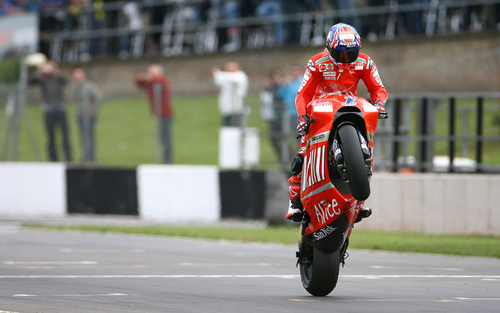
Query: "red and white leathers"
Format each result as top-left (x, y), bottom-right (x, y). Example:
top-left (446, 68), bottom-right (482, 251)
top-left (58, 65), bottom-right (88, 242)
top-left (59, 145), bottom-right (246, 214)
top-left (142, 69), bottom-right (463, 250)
top-left (287, 49), bottom-right (388, 220)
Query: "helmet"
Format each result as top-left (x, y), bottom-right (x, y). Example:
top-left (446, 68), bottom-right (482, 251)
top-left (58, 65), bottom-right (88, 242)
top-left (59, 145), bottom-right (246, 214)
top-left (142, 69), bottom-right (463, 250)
top-left (326, 23), bottom-right (361, 65)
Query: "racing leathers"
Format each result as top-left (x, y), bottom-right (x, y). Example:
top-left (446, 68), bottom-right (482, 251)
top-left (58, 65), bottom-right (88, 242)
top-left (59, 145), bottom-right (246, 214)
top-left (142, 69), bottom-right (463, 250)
top-left (287, 49), bottom-right (388, 221)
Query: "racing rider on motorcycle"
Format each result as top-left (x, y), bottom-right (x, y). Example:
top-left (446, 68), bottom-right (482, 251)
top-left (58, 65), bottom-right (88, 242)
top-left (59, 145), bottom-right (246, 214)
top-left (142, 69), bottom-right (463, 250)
top-left (287, 23), bottom-right (389, 222)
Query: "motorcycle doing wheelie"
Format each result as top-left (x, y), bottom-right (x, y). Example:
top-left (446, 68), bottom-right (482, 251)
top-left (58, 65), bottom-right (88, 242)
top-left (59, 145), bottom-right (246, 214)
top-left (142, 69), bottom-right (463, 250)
top-left (295, 88), bottom-right (383, 296)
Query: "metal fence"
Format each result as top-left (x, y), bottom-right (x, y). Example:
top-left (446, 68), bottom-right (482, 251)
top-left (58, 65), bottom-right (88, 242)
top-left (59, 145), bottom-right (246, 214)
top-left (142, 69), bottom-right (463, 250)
top-left (38, 0), bottom-right (500, 63)
top-left (374, 92), bottom-right (500, 173)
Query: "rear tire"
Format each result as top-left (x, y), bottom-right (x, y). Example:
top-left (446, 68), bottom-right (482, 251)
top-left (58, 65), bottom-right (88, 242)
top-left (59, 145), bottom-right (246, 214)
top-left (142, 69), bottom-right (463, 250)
top-left (338, 124), bottom-right (370, 201)
top-left (300, 246), bottom-right (341, 296)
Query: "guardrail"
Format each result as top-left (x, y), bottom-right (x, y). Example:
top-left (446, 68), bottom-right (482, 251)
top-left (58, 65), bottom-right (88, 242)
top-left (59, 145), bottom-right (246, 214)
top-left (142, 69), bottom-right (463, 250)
top-left (374, 92), bottom-right (500, 173)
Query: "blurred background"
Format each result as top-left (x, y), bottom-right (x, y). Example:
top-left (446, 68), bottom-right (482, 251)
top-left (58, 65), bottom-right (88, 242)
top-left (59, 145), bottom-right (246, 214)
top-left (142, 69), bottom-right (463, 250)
top-left (0, 0), bottom-right (499, 173)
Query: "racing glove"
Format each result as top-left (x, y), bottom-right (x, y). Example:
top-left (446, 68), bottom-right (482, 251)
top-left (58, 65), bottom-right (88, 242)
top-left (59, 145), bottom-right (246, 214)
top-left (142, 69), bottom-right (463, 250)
top-left (374, 100), bottom-right (388, 119)
top-left (297, 115), bottom-right (311, 136)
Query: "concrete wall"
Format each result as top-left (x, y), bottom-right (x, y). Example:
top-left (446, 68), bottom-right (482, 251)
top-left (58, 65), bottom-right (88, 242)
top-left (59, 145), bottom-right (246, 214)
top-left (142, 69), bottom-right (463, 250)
top-left (0, 162), bottom-right (66, 216)
top-left (358, 173), bottom-right (500, 236)
top-left (49, 32), bottom-right (500, 100)
top-left (137, 165), bottom-right (220, 222)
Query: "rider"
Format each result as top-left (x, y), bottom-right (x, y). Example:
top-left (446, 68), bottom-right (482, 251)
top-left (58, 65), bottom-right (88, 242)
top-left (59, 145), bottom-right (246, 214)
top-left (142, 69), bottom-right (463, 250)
top-left (286, 22), bottom-right (389, 222)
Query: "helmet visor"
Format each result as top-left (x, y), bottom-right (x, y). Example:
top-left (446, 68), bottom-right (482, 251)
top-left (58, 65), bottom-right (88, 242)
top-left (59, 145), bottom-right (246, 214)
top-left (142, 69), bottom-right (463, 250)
top-left (333, 48), bottom-right (359, 64)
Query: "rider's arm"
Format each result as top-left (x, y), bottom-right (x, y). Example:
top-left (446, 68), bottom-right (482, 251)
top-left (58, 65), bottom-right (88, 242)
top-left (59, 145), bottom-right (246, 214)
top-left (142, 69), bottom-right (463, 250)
top-left (361, 57), bottom-right (388, 105)
top-left (295, 61), bottom-right (321, 116)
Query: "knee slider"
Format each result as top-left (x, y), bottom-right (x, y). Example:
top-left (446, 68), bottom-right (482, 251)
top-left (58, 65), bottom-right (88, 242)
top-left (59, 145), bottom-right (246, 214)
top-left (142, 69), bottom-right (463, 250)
top-left (291, 154), bottom-right (304, 176)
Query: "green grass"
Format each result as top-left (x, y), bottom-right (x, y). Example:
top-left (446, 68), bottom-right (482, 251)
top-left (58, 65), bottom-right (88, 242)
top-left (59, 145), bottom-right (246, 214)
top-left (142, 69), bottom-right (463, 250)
top-left (0, 95), bottom-right (282, 168)
top-left (22, 224), bottom-right (500, 258)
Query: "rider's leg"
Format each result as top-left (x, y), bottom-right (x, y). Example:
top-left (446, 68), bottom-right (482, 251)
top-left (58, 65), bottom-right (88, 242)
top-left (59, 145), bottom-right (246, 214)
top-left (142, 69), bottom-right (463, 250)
top-left (286, 139), bottom-right (307, 222)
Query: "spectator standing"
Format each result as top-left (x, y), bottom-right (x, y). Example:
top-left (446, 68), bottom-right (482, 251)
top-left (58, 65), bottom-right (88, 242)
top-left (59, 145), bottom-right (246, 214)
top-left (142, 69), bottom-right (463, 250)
top-left (29, 61), bottom-right (72, 162)
top-left (212, 61), bottom-right (248, 127)
top-left (72, 68), bottom-right (102, 163)
top-left (261, 68), bottom-right (289, 163)
top-left (119, 1), bottom-right (144, 59)
top-left (134, 64), bottom-right (174, 164)
top-left (279, 64), bottom-right (302, 137)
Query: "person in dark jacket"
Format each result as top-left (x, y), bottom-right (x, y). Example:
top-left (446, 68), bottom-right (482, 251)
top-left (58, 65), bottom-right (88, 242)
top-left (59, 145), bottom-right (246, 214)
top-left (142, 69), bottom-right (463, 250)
top-left (134, 64), bottom-right (174, 164)
top-left (30, 61), bottom-right (72, 162)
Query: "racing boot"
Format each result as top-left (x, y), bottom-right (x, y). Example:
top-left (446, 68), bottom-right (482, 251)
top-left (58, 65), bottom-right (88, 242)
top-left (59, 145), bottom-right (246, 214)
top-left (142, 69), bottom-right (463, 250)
top-left (286, 175), bottom-right (303, 222)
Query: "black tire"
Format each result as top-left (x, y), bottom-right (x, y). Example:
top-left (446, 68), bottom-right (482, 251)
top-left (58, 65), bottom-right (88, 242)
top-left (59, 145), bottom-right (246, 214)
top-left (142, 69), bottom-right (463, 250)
top-left (300, 247), bottom-right (341, 296)
top-left (338, 124), bottom-right (370, 201)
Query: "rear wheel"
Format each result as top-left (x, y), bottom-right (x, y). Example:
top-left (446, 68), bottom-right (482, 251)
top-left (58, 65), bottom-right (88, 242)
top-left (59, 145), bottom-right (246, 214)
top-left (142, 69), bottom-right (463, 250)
top-left (300, 245), bottom-right (341, 296)
top-left (338, 124), bottom-right (370, 201)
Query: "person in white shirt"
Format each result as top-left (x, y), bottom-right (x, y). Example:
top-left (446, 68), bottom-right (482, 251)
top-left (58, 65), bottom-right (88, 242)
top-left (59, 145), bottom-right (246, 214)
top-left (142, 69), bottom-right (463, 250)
top-left (212, 61), bottom-right (248, 127)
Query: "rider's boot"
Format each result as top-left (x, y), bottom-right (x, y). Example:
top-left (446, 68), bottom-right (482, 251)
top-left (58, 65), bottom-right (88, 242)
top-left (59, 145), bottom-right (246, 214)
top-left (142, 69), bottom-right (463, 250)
top-left (286, 174), bottom-right (303, 222)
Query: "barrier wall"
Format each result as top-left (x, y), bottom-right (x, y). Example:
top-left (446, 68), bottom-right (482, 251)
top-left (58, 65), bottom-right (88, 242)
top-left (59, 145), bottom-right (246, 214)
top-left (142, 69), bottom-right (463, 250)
top-left (0, 162), bottom-right (499, 235)
top-left (137, 165), bottom-right (220, 222)
top-left (0, 162), bottom-right (66, 216)
top-left (359, 173), bottom-right (500, 236)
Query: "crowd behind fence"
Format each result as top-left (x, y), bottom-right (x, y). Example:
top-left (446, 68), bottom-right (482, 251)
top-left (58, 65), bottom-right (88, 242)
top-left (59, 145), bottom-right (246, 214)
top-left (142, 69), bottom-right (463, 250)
top-left (9, 0), bottom-right (497, 62)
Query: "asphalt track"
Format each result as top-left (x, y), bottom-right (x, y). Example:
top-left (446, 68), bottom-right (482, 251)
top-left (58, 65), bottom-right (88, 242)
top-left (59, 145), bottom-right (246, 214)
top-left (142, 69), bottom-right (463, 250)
top-left (1, 222), bottom-right (500, 313)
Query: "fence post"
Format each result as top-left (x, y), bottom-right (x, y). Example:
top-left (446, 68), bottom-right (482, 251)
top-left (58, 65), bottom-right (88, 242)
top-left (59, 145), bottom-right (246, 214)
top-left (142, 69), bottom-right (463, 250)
top-left (417, 98), bottom-right (429, 172)
top-left (392, 98), bottom-right (401, 172)
top-left (448, 97), bottom-right (455, 173)
top-left (476, 97), bottom-right (483, 173)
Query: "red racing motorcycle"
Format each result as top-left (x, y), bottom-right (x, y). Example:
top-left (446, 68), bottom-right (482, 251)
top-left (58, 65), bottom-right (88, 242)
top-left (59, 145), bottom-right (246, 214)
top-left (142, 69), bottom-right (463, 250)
top-left (296, 88), bottom-right (382, 296)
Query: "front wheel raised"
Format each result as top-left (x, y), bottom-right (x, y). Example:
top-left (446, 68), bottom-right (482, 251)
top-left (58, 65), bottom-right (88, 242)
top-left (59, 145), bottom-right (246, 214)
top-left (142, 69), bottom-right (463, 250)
top-left (338, 124), bottom-right (370, 201)
top-left (300, 247), bottom-right (341, 296)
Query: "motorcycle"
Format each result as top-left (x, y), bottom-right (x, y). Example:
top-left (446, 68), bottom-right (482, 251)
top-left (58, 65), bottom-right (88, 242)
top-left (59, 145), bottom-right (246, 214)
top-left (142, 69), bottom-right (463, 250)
top-left (296, 88), bottom-right (383, 296)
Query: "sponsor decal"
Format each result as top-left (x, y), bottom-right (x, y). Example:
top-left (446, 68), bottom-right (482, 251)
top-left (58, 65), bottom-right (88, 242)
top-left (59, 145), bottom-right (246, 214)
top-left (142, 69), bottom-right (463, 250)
top-left (349, 70), bottom-right (356, 74)
top-left (319, 63), bottom-right (334, 72)
top-left (342, 96), bottom-right (356, 106)
top-left (314, 198), bottom-right (341, 224)
top-left (323, 72), bottom-right (336, 77)
top-left (324, 77), bottom-right (337, 80)
top-left (298, 70), bottom-right (312, 92)
top-left (302, 144), bottom-right (327, 190)
top-left (313, 101), bottom-right (333, 112)
top-left (310, 132), bottom-right (328, 144)
top-left (355, 63), bottom-right (364, 70)
top-left (371, 66), bottom-right (384, 86)
top-left (313, 225), bottom-right (337, 240)
top-left (307, 59), bottom-right (316, 71)
top-left (367, 57), bottom-right (374, 69)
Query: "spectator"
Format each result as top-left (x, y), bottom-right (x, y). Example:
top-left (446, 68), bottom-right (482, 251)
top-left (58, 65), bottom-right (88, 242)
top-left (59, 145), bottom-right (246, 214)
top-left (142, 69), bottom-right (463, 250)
top-left (89, 0), bottom-right (106, 58)
top-left (29, 61), bottom-right (72, 162)
top-left (279, 64), bottom-right (302, 140)
top-left (119, 1), bottom-right (144, 59)
top-left (134, 64), bottom-right (174, 164)
top-left (212, 61), bottom-right (248, 127)
top-left (72, 68), bottom-right (102, 163)
top-left (261, 68), bottom-right (287, 162)
top-left (255, 0), bottom-right (286, 45)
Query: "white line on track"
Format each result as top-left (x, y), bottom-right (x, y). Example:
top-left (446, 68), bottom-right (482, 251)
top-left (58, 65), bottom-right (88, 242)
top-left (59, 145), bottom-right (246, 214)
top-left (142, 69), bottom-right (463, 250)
top-left (0, 275), bottom-right (499, 279)
top-left (13, 293), bottom-right (137, 297)
top-left (178, 262), bottom-right (279, 266)
top-left (2, 261), bottom-right (97, 265)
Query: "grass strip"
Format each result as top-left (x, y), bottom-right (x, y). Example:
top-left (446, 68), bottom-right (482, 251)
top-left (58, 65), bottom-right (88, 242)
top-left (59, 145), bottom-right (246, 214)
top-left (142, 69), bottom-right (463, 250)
top-left (22, 224), bottom-right (500, 258)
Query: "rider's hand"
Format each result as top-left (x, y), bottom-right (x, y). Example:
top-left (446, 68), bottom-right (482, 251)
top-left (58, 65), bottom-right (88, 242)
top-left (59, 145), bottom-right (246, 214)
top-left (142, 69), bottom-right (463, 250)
top-left (297, 115), bottom-right (311, 136)
top-left (374, 100), bottom-right (388, 119)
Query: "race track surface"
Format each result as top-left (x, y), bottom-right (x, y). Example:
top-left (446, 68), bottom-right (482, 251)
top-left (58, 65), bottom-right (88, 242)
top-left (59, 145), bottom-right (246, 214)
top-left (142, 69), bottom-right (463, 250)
top-left (1, 224), bottom-right (499, 313)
